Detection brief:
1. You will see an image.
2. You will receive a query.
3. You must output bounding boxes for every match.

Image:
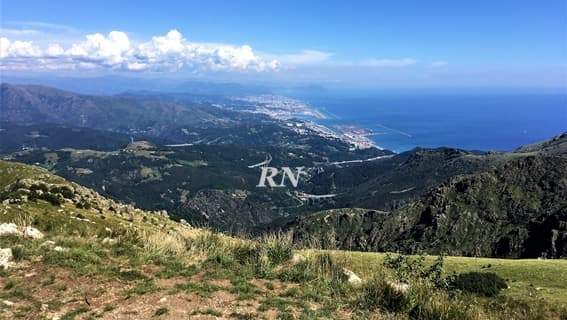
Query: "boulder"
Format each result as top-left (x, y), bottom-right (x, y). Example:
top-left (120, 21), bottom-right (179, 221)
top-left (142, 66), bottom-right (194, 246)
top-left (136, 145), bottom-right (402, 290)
top-left (0, 223), bottom-right (21, 237)
top-left (23, 226), bottom-right (44, 239)
top-left (0, 248), bottom-right (13, 269)
top-left (102, 237), bottom-right (117, 245)
top-left (291, 253), bottom-right (306, 264)
top-left (1, 300), bottom-right (14, 307)
top-left (343, 268), bottom-right (362, 285)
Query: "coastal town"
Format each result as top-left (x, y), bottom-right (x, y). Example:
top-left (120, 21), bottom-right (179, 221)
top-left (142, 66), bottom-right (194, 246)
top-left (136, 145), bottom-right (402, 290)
top-left (232, 95), bottom-right (381, 150)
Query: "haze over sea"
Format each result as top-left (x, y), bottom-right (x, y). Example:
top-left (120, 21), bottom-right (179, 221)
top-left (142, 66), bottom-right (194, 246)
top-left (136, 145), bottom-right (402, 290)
top-left (299, 92), bottom-right (567, 153)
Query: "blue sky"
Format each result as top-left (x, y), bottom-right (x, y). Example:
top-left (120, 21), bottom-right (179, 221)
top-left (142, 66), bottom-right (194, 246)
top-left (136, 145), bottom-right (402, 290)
top-left (1, 0), bottom-right (566, 89)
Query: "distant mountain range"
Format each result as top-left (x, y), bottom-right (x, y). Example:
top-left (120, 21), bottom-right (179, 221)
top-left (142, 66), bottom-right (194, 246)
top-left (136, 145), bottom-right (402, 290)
top-left (0, 75), bottom-right (330, 96)
top-left (0, 83), bottom-right (236, 133)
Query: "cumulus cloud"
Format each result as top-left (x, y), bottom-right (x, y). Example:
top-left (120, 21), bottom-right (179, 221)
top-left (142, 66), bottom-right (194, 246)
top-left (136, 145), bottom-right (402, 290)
top-left (361, 58), bottom-right (417, 68)
top-left (0, 38), bottom-right (42, 58)
top-left (0, 29), bottom-right (279, 72)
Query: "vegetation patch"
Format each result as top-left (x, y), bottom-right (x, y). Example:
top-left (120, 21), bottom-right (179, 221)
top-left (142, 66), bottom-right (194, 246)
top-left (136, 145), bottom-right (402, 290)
top-left (355, 276), bottom-right (409, 312)
top-left (124, 278), bottom-right (159, 297)
top-left (449, 271), bottom-right (508, 297)
top-left (174, 281), bottom-right (222, 298)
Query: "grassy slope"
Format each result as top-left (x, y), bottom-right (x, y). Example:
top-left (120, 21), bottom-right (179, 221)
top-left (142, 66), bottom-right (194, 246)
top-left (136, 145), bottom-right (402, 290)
top-left (326, 251), bottom-right (567, 305)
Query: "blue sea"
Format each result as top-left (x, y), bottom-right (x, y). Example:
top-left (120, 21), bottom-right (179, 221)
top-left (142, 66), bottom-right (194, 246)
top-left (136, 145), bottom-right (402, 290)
top-left (298, 92), bottom-right (567, 152)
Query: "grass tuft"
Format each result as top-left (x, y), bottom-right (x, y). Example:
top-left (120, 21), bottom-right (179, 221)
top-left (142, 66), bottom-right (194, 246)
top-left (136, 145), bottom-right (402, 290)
top-left (356, 276), bottom-right (409, 312)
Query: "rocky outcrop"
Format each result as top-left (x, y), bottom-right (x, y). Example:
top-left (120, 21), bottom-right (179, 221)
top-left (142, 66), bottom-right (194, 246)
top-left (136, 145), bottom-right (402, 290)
top-left (0, 177), bottom-right (169, 219)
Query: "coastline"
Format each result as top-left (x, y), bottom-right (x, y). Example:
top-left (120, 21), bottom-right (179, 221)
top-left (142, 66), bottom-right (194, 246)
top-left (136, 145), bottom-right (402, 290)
top-left (232, 95), bottom-right (384, 151)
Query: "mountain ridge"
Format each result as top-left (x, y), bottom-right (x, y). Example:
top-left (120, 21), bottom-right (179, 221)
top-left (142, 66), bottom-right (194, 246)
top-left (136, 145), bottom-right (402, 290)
top-left (286, 146), bottom-right (567, 258)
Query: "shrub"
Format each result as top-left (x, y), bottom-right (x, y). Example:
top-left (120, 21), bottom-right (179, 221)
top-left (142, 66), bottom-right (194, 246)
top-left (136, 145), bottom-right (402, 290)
top-left (235, 242), bottom-right (277, 277)
top-left (383, 253), bottom-right (446, 287)
top-left (29, 183), bottom-right (49, 193)
top-left (449, 272), bottom-right (507, 297)
top-left (311, 253), bottom-right (347, 284)
top-left (356, 276), bottom-right (409, 312)
top-left (409, 303), bottom-right (444, 320)
top-left (278, 260), bottom-right (317, 283)
top-left (279, 253), bottom-right (347, 284)
top-left (51, 186), bottom-right (75, 199)
top-left (11, 246), bottom-right (26, 261)
top-left (206, 251), bottom-right (236, 269)
top-left (384, 253), bottom-right (426, 281)
top-left (261, 233), bottom-right (293, 265)
top-left (407, 286), bottom-right (479, 320)
top-left (191, 231), bottom-right (225, 256)
top-left (29, 191), bottom-right (63, 206)
top-left (233, 242), bottom-right (262, 265)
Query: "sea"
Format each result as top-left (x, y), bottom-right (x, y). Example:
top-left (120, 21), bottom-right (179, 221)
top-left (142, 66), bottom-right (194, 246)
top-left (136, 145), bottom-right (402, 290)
top-left (296, 92), bottom-right (567, 153)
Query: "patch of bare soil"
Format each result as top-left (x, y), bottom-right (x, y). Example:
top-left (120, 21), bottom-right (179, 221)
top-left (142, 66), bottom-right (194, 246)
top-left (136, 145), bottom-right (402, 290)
top-left (0, 262), bottom-right (350, 320)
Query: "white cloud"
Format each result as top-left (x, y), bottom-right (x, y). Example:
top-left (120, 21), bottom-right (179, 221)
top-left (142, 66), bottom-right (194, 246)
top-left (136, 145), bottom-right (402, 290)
top-left (276, 50), bottom-right (332, 65)
top-left (430, 60), bottom-right (448, 68)
top-left (361, 58), bottom-right (417, 68)
top-left (0, 37), bottom-right (42, 58)
top-left (46, 44), bottom-right (65, 56)
top-left (66, 31), bottom-right (131, 65)
top-left (0, 29), bottom-right (279, 72)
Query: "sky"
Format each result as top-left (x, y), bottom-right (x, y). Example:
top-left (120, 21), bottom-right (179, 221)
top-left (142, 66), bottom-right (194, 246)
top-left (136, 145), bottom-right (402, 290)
top-left (1, 0), bottom-right (567, 90)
